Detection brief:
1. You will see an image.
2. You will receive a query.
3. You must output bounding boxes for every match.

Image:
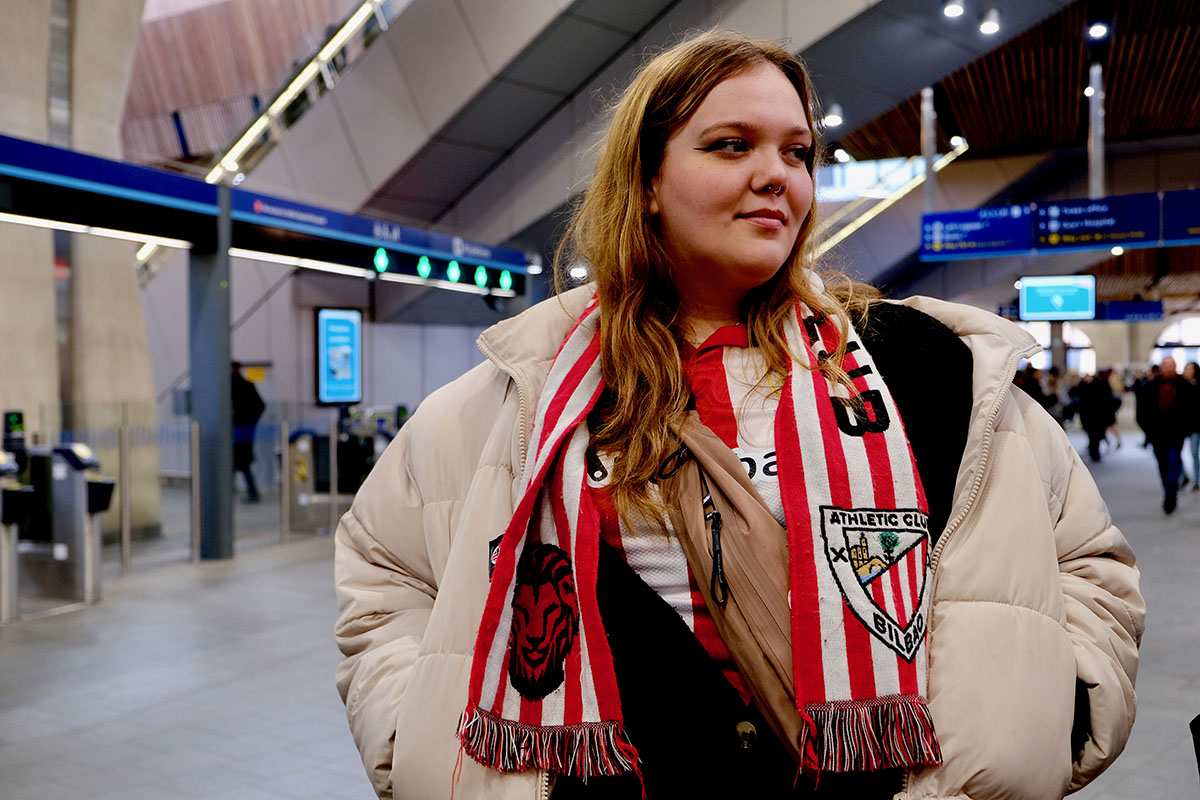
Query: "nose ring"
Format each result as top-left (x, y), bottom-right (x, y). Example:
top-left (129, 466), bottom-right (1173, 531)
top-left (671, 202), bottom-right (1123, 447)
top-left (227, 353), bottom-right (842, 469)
top-left (764, 183), bottom-right (785, 196)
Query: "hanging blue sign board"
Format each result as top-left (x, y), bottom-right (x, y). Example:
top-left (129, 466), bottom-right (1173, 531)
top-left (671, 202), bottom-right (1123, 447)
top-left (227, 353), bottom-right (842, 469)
top-left (1097, 300), bottom-right (1164, 322)
top-left (920, 204), bottom-right (1033, 260)
top-left (232, 191), bottom-right (527, 271)
top-left (1033, 193), bottom-right (1159, 251)
top-left (1162, 189), bottom-right (1200, 246)
top-left (316, 308), bottom-right (363, 405)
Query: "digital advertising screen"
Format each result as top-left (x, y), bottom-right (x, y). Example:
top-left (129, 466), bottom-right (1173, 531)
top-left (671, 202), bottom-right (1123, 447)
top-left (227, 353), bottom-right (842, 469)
top-left (316, 308), bottom-right (362, 405)
top-left (1018, 275), bottom-right (1096, 321)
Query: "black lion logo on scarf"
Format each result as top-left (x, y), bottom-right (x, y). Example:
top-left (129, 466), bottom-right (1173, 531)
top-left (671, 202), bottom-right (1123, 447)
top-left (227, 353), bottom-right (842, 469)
top-left (508, 542), bottom-right (579, 701)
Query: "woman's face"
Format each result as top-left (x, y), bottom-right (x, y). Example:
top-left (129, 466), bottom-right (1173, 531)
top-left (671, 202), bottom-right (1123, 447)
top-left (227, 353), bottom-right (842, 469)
top-left (648, 63), bottom-right (815, 313)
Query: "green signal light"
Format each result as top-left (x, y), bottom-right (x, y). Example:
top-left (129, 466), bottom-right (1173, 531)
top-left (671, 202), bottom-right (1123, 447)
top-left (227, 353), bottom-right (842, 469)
top-left (373, 248), bottom-right (389, 273)
top-left (499, 270), bottom-right (513, 291)
top-left (417, 255), bottom-right (432, 279)
top-left (474, 265), bottom-right (488, 287)
top-left (447, 260), bottom-right (461, 283)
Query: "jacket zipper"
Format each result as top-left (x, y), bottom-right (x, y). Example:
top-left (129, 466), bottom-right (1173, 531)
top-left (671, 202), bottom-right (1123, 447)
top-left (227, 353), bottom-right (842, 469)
top-left (538, 770), bottom-right (550, 800)
top-left (895, 347), bottom-right (1031, 800)
top-left (476, 337), bottom-right (533, 467)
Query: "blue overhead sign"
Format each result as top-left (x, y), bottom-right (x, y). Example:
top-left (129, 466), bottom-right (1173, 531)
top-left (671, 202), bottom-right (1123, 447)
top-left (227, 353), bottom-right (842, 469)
top-left (316, 308), bottom-right (362, 405)
top-left (0, 133), bottom-right (219, 215)
top-left (232, 191), bottom-right (527, 271)
top-left (1163, 188), bottom-right (1200, 246)
top-left (920, 204), bottom-right (1032, 260)
top-left (1033, 193), bottom-right (1159, 251)
top-left (1019, 275), bottom-right (1096, 321)
top-left (1097, 300), bottom-right (1163, 322)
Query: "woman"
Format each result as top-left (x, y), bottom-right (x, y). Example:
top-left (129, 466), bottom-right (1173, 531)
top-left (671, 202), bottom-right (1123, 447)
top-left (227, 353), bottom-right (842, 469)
top-left (335, 32), bottom-right (1143, 800)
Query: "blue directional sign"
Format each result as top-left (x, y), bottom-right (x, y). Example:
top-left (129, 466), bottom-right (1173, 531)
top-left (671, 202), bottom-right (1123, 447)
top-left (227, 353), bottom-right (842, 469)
top-left (232, 191), bottom-right (527, 271)
top-left (920, 204), bottom-right (1033, 261)
top-left (316, 308), bottom-right (362, 405)
top-left (1034, 193), bottom-right (1159, 251)
top-left (1163, 189), bottom-right (1200, 247)
top-left (1097, 300), bottom-right (1163, 322)
top-left (1019, 275), bottom-right (1096, 321)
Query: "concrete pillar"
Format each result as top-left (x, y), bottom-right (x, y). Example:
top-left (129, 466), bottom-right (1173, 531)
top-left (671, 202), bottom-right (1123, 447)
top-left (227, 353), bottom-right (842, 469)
top-left (0, 1), bottom-right (60, 439)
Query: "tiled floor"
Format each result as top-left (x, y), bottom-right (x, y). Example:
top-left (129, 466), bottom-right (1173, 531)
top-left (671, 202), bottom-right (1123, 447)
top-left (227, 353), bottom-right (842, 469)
top-left (0, 426), bottom-right (1197, 798)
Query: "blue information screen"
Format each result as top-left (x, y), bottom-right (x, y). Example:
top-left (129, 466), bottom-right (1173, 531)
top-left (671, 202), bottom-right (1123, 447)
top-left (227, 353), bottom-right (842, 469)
top-left (316, 308), bottom-right (362, 405)
top-left (920, 205), bottom-right (1033, 261)
top-left (1163, 189), bottom-right (1200, 246)
top-left (1019, 275), bottom-right (1096, 321)
top-left (1034, 194), bottom-right (1159, 251)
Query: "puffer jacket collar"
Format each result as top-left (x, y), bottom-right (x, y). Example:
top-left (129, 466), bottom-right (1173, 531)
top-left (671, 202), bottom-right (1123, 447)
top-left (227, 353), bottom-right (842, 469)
top-left (476, 288), bottom-right (1044, 510)
top-left (893, 296), bottom-right (1042, 516)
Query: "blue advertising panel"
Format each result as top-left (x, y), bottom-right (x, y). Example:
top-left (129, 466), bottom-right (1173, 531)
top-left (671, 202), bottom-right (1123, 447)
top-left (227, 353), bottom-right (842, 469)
top-left (316, 309), bottom-right (362, 405)
top-left (1019, 275), bottom-right (1096, 321)
top-left (232, 190), bottom-right (527, 271)
top-left (1034, 193), bottom-right (1159, 251)
top-left (919, 204), bottom-right (1032, 261)
top-left (1162, 189), bottom-right (1200, 246)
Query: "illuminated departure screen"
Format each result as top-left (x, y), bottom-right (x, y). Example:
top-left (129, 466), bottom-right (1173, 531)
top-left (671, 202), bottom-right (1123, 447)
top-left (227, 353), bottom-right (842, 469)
top-left (316, 308), bottom-right (362, 405)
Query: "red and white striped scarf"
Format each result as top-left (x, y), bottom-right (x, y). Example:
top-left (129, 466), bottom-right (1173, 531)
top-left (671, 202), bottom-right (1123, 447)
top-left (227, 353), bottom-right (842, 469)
top-left (458, 296), bottom-right (941, 779)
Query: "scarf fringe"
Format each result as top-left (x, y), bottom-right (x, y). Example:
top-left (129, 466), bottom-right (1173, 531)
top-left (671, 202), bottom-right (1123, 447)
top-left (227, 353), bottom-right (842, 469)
top-left (457, 704), bottom-right (641, 778)
top-left (801, 696), bottom-right (942, 772)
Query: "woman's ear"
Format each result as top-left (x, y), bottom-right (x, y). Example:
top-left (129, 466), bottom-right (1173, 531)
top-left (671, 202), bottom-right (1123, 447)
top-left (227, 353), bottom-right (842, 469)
top-left (646, 175), bottom-right (660, 216)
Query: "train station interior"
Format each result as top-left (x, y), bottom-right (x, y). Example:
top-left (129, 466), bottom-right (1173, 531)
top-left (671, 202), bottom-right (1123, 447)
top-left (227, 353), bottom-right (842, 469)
top-left (1, 0), bottom-right (1198, 797)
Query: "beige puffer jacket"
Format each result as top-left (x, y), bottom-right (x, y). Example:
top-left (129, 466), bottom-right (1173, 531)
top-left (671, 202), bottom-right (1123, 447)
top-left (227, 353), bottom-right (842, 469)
top-left (334, 287), bottom-right (1144, 800)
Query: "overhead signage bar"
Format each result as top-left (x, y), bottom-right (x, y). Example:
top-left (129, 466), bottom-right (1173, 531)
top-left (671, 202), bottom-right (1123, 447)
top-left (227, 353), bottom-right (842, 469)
top-left (1034, 193), bottom-right (1158, 252)
top-left (921, 189), bottom-right (1200, 262)
top-left (0, 133), bottom-right (528, 287)
top-left (921, 204), bottom-right (1032, 260)
top-left (232, 191), bottom-right (526, 272)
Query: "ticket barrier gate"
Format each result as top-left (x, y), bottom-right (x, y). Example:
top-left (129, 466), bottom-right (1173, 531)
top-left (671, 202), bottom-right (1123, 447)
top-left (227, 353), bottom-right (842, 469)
top-left (15, 444), bottom-right (115, 613)
top-left (1, 450), bottom-right (33, 623)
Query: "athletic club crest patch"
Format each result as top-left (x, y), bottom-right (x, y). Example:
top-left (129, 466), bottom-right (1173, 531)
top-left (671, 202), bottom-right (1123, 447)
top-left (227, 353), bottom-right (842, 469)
top-left (819, 505), bottom-right (931, 661)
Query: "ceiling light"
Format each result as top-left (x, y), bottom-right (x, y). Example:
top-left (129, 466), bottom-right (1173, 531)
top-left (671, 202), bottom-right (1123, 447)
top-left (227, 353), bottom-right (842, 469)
top-left (1084, 86), bottom-right (1095, 97)
top-left (823, 103), bottom-right (844, 127)
top-left (1088, 22), bottom-right (1109, 40)
top-left (834, 148), bottom-right (850, 163)
top-left (943, 1), bottom-right (964, 18)
top-left (980, 8), bottom-right (1000, 35)
top-left (568, 265), bottom-right (589, 281)
top-left (1013, 280), bottom-right (1022, 290)
top-left (950, 135), bottom-right (966, 147)
top-left (1111, 246), bottom-right (1124, 256)
top-left (527, 263), bottom-right (543, 275)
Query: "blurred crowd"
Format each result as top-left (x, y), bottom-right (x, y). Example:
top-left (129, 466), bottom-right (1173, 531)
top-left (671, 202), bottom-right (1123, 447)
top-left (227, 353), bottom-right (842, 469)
top-left (1013, 359), bottom-right (1200, 513)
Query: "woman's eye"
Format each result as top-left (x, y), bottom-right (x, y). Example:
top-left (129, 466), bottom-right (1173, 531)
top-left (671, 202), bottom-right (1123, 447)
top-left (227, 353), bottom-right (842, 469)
top-left (697, 138), bottom-right (749, 154)
top-left (787, 145), bottom-right (812, 163)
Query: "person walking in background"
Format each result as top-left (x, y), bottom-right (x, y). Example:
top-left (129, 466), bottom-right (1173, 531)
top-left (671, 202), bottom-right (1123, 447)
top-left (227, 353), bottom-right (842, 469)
top-left (1142, 356), bottom-right (1191, 513)
top-left (1182, 361), bottom-right (1200, 492)
top-left (232, 361), bottom-right (265, 503)
top-left (1133, 364), bottom-right (1160, 448)
top-left (1073, 372), bottom-right (1118, 463)
top-left (333, 32), bottom-right (1142, 800)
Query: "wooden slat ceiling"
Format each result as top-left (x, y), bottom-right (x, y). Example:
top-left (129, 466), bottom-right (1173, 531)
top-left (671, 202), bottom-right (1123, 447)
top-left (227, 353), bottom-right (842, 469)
top-left (837, 0), bottom-right (1200, 160)
top-left (121, 0), bottom-right (351, 165)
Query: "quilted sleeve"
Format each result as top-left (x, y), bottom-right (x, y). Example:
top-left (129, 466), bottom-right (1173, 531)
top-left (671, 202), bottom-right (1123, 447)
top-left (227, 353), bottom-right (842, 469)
top-left (1032, 402), bottom-right (1146, 789)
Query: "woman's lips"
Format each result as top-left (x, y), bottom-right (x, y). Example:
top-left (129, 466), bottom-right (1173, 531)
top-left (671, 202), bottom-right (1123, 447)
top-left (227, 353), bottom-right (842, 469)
top-left (739, 214), bottom-right (785, 231)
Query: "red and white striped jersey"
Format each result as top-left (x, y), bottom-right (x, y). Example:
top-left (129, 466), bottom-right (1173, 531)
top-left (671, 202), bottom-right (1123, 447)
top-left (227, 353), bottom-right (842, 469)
top-left (588, 325), bottom-right (782, 703)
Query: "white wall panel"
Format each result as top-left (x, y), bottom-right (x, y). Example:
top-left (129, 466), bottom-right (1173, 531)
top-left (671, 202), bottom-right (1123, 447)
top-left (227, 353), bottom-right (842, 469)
top-left (785, 0), bottom-right (880, 51)
top-left (333, 37), bottom-right (430, 194)
top-left (242, 145), bottom-right (300, 200)
top-left (422, 324), bottom-right (483, 400)
top-left (457, 0), bottom-right (560, 73)
top-left (711, 0), bottom-right (785, 43)
top-left (385, 0), bottom-right (490, 133)
top-left (278, 96), bottom-right (371, 212)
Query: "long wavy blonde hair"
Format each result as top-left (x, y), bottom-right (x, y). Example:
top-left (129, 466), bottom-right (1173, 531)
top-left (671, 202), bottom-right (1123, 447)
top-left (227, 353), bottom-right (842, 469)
top-left (555, 31), bottom-right (873, 525)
